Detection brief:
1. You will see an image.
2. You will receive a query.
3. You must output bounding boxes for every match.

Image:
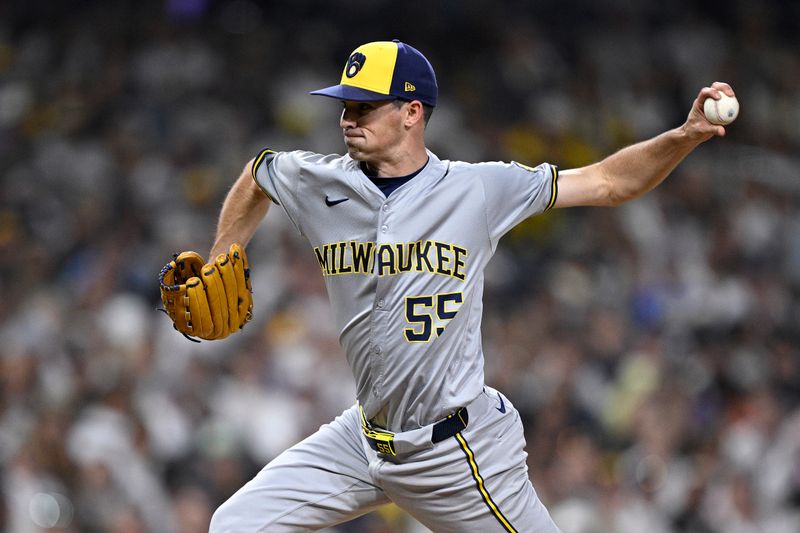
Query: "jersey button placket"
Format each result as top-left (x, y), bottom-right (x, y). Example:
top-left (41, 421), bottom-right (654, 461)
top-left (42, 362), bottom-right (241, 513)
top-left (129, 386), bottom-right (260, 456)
top-left (371, 202), bottom-right (392, 398)
top-left (374, 204), bottom-right (391, 317)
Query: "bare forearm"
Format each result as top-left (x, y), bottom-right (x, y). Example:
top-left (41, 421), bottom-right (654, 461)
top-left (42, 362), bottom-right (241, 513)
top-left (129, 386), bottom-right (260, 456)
top-left (210, 162), bottom-right (270, 258)
top-left (597, 126), bottom-right (701, 205)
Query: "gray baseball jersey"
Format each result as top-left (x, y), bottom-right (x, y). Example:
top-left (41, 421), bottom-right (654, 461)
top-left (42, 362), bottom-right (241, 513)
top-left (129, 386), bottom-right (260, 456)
top-left (251, 149), bottom-right (557, 431)
top-left (210, 149), bottom-right (562, 532)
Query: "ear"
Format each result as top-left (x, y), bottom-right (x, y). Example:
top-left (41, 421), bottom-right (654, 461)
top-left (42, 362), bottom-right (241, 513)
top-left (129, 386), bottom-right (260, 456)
top-left (403, 100), bottom-right (425, 128)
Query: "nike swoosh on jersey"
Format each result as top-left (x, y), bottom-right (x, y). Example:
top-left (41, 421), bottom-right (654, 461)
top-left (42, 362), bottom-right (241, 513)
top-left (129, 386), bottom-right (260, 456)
top-left (325, 195), bottom-right (349, 207)
top-left (496, 394), bottom-right (506, 413)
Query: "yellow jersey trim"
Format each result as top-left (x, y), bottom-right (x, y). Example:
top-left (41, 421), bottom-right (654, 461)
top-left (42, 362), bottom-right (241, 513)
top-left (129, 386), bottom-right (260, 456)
top-left (545, 164), bottom-right (558, 211)
top-left (251, 149), bottom-right (278, 204)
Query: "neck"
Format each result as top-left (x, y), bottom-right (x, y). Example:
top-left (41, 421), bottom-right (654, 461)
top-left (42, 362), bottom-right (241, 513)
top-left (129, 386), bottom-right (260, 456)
top-left (363, 144), bottom-right (428, 178)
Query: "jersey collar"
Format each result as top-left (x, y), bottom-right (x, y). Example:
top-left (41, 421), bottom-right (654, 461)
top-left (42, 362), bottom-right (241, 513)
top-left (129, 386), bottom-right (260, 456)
top-left (346, 150), bottom-right (448, 205)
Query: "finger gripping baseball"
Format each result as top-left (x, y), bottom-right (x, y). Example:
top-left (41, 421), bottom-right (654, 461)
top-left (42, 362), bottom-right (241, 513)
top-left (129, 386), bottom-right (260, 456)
top-left (158, 244), bottom-right (254, 341)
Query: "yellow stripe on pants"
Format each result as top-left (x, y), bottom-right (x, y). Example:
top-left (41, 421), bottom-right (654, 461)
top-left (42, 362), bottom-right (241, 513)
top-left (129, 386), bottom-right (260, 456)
top-left (455, 433), bottom-right (518, 533)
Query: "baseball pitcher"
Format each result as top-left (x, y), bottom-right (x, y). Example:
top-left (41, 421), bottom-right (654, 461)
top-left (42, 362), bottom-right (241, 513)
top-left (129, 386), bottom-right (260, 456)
top-left (159, 40), bottom-right (735, 532)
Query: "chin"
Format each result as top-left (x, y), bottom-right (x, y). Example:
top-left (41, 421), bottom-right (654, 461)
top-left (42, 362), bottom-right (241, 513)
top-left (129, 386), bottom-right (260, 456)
top-left (344, 144), bottom-right (367, 161)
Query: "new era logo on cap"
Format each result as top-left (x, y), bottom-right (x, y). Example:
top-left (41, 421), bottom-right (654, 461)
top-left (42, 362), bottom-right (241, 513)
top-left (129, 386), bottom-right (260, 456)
top-left (310, 40), bottom-right (437, 107)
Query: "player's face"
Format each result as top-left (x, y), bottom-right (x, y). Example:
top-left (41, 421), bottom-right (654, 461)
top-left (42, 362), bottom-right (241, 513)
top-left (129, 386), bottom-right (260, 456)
top-left (340, 100), bottom-right (405, 161)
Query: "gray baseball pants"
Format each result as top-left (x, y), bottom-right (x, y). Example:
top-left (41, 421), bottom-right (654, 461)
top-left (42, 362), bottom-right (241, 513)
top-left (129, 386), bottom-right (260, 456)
top-left (209, 387), bottom-right (562, 532)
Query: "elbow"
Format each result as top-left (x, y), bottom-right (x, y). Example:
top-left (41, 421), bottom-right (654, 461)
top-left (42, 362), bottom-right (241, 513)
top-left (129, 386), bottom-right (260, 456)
top-left (598, 167), bottom-right (627, 207)
top-left (606, 189), bottom-right (631, 207)
top-left (607, 182), bottom-right (652, 207)
top-left (606, 189), bottom-right (642, 207)
top-left (599, 166), bottom-right (643, 207)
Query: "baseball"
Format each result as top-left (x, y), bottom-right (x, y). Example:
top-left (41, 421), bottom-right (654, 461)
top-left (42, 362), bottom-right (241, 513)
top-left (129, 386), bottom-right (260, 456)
top-left (703, 93), bottom-right (739, 125)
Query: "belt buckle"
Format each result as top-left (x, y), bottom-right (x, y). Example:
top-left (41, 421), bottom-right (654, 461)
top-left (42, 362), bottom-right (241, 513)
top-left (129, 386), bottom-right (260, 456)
top-left (360, 406), bottom-right (397, 456)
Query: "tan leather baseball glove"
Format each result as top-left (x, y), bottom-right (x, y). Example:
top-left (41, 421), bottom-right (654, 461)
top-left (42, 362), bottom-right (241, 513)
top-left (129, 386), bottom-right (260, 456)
top-left (159, 243), bottom-right (253, 341)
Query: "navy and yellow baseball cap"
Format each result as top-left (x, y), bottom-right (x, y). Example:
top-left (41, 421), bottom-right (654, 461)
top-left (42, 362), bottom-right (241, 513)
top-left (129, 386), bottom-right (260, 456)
top-left (310, 40), bottom-right (437, 107)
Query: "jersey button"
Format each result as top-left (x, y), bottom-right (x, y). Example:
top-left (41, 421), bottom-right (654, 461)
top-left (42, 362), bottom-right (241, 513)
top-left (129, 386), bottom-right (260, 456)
top-left (382, 204), bottom-right (390, 212)
top-left (377, 298), bottom-right (385, 308)
top-left (381, 225), bottom-right (388, 233)
top-left (374, 345), bottom-right (382, 354)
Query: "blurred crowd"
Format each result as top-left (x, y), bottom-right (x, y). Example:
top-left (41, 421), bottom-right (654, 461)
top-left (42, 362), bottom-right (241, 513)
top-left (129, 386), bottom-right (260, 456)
top-left (1, 0), bottom-right (800, 532)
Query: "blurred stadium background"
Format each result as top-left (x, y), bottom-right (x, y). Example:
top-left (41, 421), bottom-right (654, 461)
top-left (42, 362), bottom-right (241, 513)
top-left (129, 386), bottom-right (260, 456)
top-left (1, 0), bottom-right (799, 531)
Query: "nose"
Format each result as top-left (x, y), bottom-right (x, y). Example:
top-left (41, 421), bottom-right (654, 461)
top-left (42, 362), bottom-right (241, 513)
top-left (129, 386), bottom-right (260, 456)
top-left (340, 107), bottom-right (357, 129)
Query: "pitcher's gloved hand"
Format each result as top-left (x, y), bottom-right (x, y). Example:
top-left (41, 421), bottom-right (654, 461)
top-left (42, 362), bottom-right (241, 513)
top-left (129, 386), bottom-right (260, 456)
top-left (159, 243), bottom-right (253, 341)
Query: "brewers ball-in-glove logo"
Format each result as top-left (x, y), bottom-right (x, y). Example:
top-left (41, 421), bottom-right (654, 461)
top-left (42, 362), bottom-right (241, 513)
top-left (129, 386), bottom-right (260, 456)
top-left (346, 52), bottom-right (366, 78)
